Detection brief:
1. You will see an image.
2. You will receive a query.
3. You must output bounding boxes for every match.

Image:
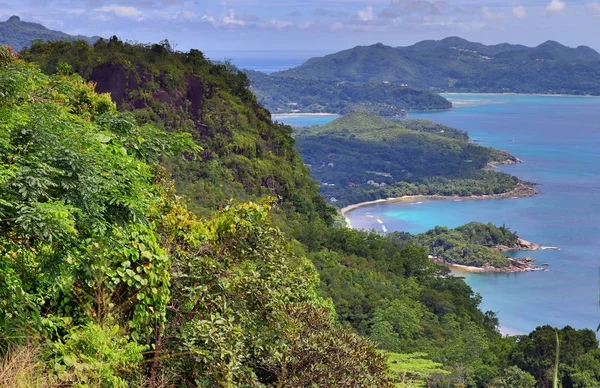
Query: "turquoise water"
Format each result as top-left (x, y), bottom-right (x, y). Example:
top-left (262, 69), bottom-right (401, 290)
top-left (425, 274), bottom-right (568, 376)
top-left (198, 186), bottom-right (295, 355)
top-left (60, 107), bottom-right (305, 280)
top-left (278, 94), bottom-right (600, 335)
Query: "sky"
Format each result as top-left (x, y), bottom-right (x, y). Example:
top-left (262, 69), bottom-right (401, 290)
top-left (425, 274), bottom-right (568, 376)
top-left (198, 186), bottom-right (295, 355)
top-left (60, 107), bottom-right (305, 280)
top-left (3, 0), bottom-right (600, 60)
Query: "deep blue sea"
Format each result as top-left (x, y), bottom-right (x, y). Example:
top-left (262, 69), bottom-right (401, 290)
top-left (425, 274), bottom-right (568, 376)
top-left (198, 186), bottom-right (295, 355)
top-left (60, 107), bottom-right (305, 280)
top-left (277, 94), bottom-right (600, 336)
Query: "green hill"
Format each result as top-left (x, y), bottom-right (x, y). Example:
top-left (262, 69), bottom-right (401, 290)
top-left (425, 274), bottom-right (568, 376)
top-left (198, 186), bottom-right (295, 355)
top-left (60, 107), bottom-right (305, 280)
top-left (246, 69), bottom-right (452, 115)
top-left (20, 38), bottom-right (332, 225)
top-left (273, 37), bottom-right (600, 95)
top-left (0, 15), bottom-right (99, 51)
top-left (295, 113), bottom-right (523, 207)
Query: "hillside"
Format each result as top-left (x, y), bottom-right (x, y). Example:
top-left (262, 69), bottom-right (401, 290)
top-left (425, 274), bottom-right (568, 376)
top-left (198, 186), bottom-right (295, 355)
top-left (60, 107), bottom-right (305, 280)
top-left (246, 69), bottom-right (452, 115)
top-left (20, 38), bottom-right (332, 226)
top-left (295, 112), bottom-right (526, 207)
top-left (0, 40), bottom-right (508, 387)
top-left (0, 47), bottom-right (394, 386)
top-left (0, 16), bottom-right (99, 51)
top-left (273, 37), bottom-right (600, 95)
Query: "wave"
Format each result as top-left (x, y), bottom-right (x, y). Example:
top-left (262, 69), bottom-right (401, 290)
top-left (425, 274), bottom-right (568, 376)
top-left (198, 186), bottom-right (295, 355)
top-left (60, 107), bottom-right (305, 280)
top-left (541, 246), bottom-right (560, 251)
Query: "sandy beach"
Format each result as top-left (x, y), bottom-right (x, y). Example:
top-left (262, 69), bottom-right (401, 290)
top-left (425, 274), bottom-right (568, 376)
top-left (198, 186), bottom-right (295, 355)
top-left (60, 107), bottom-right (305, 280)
top-left (340, 182), bottom-right (538, 216)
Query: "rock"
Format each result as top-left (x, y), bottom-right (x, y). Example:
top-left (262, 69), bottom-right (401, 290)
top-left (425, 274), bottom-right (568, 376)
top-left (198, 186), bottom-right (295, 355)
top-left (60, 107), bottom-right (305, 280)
top-left (496, 237), bottom-right (542, 252)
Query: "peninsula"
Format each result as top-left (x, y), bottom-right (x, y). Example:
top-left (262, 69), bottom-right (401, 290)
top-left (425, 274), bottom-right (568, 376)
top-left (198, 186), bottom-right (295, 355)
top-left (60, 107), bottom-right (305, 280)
top-left (296, 112), bottom-right (531, 209)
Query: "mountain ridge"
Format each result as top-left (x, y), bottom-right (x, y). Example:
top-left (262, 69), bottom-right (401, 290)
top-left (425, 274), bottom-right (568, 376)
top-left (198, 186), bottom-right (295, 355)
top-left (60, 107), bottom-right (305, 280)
top-left (272, 37), bottom-right (600, 95)
top-left (0, 15), bottom-right (100, 51)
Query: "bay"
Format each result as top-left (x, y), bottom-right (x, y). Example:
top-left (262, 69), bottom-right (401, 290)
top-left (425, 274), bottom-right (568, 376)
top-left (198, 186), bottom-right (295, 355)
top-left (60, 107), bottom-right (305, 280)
top-left (278, 94), bottom-right (600, 335)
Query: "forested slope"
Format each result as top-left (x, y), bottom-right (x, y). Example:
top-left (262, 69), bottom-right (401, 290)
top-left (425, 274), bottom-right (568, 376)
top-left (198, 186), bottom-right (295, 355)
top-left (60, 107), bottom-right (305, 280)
top-left (296, 112), bottom-right (523, 207)
top-left (273, 37), bottom-right (600, 95)
top-left (246, 69), bottom-right (452, 115)
top-left (2, 40), bottom-right (599, 387)
top-left (20, 38), bottom-right (333, 229)
top-left (0, 44), bottom-right (391, 387)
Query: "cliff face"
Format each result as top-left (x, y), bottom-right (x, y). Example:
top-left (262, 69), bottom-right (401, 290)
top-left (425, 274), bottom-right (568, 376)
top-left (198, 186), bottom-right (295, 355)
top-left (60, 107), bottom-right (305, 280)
top-left (22, 39), bottom-right (332, 223)
top-left (89, 64), bottom-right (205, 122)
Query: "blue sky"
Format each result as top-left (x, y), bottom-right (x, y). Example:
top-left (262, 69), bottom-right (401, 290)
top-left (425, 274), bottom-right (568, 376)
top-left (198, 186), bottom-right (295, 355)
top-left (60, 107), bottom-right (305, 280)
top-left (3, 0), bottom-right (600, 58)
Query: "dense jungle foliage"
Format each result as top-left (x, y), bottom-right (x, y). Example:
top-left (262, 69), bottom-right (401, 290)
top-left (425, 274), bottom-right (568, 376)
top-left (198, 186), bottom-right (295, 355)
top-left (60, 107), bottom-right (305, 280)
top-left (295, 113), bottom-right (520, 207)
top-left (0, 45), bottom-right (390, 387)
top-left (20, 38), bottom-right (334, 231)
top-left (414, 222), bottom-right (520, 268)
top-left (2, 40), bottom-right (599, 387)
top-left (246, 69), bottom-right (452, 115)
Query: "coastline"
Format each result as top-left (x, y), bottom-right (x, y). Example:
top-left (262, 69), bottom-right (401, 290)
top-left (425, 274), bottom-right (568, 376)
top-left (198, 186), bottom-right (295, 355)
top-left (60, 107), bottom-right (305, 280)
top-left (340, 182), bottom-right (545, 274)
top-left (431, 256), bottom-right (546, 274)
top-left (441, 92), bottom-right (599, 98)
top-left (340, 181), bottom-right (538, 216)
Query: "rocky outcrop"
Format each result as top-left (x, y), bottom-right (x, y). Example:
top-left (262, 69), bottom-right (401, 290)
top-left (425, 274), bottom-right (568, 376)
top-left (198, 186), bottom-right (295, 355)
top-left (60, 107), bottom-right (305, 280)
top-left (498, 181), bottom-right (539, 198)
top-left (89, 63), bottom-right (206, 132)
top-left (486, 157), bottom-right (523, 169)
top-left (496, 238), bottom-right (542, 252)
top-left (430, 255), bottom-right (546, 273)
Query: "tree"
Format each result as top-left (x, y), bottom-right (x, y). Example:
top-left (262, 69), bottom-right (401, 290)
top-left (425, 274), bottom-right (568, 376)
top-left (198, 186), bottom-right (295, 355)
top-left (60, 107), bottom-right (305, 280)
top-left (385, 352), bottom-right (449, 387)
top-left (489, 366), bottom-right (536, 388)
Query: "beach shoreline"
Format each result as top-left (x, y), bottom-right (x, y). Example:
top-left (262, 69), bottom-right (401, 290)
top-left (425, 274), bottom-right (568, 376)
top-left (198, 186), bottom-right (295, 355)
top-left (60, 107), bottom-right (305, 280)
top-left (442, 92), bottom-right (599, 98)
top-left (340, 182), bottom-right (545, 274)
top-left (340, 182), bottom-right (538, 216)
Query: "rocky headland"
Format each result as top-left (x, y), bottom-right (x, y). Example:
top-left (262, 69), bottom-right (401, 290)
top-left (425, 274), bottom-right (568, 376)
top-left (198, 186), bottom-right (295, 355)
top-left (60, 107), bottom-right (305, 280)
top-left (431, 255), bottom-right (547, 273)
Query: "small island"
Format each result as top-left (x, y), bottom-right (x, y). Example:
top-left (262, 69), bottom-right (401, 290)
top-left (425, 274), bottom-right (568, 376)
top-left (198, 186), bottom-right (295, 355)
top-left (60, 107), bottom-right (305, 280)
top-left (416, 222), bottom-right (548, 273)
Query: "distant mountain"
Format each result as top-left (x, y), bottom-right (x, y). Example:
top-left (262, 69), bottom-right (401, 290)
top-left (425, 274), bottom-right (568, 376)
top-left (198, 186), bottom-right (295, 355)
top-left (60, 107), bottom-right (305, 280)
top-left (273, 37), bottom-right (600, 95)
top-left (0, 16), bottom-right (100, 51)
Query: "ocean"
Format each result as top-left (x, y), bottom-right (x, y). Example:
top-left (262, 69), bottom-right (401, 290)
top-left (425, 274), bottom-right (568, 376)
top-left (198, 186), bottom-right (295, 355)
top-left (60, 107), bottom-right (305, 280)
top-left (204, 50), bottom-right (325, 73)
top-left (277, 94), bottom-right (600, 336)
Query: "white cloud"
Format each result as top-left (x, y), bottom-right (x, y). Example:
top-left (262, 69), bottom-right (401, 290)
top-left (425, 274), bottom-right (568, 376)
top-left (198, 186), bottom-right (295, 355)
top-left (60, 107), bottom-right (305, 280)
top-left (330, 21), bottom-right (345, 30)
top-left (202, 9), bottom-right (246, 27)
top-left (481, 6), bottom-right (497, 20)
top-left (358, 5), bottom-right (374, 21)
top-left (94, 5), bottom-right (144, 21)
top-left (66, 9), bottom-right (85, 16)
top-left (587, 2), bottom-right (600, 16)
top-left (545, 0), bottom-right (566, 15)
top-left (512, 5), bottom-right (527, 19)
top-left (268, 20), bottom-right (292, 29)
top-left (223, 10), bottom-right (246, 26)
top-left (481, 6), bottom-right (508, 21)
top-left (299, 21), bottom-right (314, 29)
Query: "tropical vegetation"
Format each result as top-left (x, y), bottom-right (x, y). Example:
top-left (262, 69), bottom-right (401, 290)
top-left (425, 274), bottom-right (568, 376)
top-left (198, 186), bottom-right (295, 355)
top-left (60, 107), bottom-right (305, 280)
top-left (246, 69), bottom-right (452, 115)
top-left (271, 37), bottom-right (600, 95)
top-left (0, 37), bottom-right (598, 387)
top-left (295, 112), bottom-right (520, 207)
